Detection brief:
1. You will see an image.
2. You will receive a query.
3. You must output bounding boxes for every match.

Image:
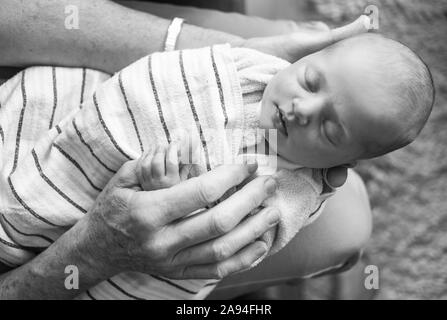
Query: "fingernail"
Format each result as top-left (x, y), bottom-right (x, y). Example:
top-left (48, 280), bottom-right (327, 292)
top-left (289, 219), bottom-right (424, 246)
top-left (255, 242), bottom-right (268, 256)
top-left (247, 162), bottom-right (258, 174)
top-left (264, 177), bottom-right (277, 195)
top-left (267, 209), bottom-right (280, 226)
top-left (322, 168), bottom-right (335, 189)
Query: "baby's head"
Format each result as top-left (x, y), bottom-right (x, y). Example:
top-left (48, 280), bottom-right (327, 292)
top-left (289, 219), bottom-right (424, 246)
top-left (259, 33), bottom-right (434, 168)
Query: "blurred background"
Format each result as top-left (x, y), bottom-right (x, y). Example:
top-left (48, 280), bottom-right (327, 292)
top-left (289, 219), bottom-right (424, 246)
top-left (132, 0), bottom-right (447, 299)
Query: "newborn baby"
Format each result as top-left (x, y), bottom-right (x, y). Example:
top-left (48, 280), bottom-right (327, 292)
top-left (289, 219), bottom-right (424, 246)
top-left (140, 33), bottom-right (434, 192)
top-left (0, 33), bottom-right (434, 300)
top-left (258, 33), bottom-right (434, 169)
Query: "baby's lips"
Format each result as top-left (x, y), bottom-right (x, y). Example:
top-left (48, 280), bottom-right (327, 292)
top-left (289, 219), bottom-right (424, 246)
top-left (272, 109), bottom-right (287, 136)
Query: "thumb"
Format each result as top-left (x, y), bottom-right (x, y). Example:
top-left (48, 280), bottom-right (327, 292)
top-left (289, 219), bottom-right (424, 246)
top-left (109, 159), bottom-right (141, 190)
top-left (330, 15), bottom-right (371, 44)
top-left (290, 15), bottom-right (370, 60)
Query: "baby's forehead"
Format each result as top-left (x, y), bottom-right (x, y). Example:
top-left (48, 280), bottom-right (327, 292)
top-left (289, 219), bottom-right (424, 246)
top-left (324, 35), bottom-right (414, 75)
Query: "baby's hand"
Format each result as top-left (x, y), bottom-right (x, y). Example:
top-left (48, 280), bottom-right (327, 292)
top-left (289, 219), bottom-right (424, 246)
top-left (136, 143), bottom-right (181, 191)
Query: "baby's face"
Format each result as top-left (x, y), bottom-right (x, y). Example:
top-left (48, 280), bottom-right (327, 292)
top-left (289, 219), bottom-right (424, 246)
top-left (259, 44), bottom-right (398, 168)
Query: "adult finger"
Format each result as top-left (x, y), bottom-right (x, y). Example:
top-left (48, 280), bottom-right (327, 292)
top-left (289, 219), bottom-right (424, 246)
top-left (169, 175), bottom-right (277, 248)
top-left (324, 166), bottom-right (348, 189)
top-left (181, 240), bottom-right (268, 280)
top-left (296, 15), bottom-right (370, 56)
top-left (331, 15), bottom-right (371, 43)
top-left (139, 163), bottom-right (259, 224)
top-left (110, 159), bottom-right (141, 190)
top-left (172, 207), bottom-right (279, 265)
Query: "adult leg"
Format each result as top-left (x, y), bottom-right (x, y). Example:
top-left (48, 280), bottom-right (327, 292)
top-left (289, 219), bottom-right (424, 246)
top-left (208, 170), bottom-right (372, 299)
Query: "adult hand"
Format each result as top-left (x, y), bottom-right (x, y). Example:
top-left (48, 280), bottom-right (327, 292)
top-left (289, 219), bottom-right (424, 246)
top-left (84, 161), bottom-right (280, 280)
top-left (243, 15), bottom-right (371, 63)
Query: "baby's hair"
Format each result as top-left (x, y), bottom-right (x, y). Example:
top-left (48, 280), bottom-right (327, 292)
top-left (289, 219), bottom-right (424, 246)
top-left (330, 34), bottom-right (435, 159)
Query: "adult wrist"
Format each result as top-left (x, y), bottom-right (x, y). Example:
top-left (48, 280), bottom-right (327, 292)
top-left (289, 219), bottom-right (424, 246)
top-left (60, 214), bottom-right (120, 284)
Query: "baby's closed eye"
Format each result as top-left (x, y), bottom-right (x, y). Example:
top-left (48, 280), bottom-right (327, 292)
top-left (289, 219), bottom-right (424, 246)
top-left (303, 65), bottom-right (321, 93)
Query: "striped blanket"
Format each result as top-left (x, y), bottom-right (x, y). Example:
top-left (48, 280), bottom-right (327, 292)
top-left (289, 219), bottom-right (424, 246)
top-left (0, 44), bottom-right (331, 299)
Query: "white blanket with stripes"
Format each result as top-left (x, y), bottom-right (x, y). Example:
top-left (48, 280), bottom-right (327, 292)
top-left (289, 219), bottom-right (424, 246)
top-left (0, 44), bottom-right (330, 299)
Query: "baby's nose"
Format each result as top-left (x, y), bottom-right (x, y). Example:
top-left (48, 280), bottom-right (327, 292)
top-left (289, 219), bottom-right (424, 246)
top-left (292, 99), bottom-right (310, 126)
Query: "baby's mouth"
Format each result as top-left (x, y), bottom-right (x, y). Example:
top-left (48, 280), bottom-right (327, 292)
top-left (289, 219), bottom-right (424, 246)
top-left (274, 106), bottom-right (288, 136)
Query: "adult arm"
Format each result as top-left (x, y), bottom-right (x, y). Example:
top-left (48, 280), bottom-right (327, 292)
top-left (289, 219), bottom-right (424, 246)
top-left (0, 0), bottom-right (369, 74)
top-left (119, 0), bottom-right (306, 38)
top-left (0, 162), bottom-right (278, 299)
top-left (0, 0), bottom-right (243, 73)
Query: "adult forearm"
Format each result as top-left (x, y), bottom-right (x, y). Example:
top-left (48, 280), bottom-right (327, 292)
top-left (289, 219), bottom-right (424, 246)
top-left (0, 0), bottom-right (242, 74)
top-left (0, 217), bottom-right (109, 299)
top-left (119, 1), bottom-right (300, 38)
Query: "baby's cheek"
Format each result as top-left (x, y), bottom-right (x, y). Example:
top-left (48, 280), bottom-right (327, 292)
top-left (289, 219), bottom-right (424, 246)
top-left (266, 74), bottom-right (288, 99)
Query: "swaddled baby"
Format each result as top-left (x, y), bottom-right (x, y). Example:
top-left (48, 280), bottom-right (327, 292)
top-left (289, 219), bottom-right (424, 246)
top-left (140, 33), bottom-right (434, 185)
top-left (0, 33), bottom-right (433, 300)
top-left (137, 32), bottom-right (434, 246)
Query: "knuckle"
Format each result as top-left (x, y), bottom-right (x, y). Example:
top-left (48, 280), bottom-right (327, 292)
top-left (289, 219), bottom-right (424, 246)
top-left (210, 213), bottom-right (231, 235)
top-left (212, 242), bottom-right (231, 261)
top-left (196, 179), bottom-right (219, 204)
top-left (248, 190), bottom-right (264, 210)
top-left (213, 265), bottom-right (227, 280)
top-left (128, 196), bottom-right (153, 224)
top-left (229, 165), bottom-right (250, 184)
top-left (145, 239), bottom-right (170, 261)
top-left (175, 229), bottom-right (194, 247)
